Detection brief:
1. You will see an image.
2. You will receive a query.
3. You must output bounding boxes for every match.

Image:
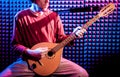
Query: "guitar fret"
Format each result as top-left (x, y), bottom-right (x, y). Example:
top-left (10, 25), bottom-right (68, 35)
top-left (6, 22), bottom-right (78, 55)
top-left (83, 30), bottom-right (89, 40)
top-left (52, 15), bottom-right (100, 53)
top-left (82, 14), bottom-right (100, 29)
top-left (52, 34), bottom-right (76, 53)
top-left (50, 3), bottom-right (115, 53)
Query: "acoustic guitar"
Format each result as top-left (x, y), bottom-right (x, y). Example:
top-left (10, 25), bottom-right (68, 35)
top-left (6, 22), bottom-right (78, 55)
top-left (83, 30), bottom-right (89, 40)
top-left (27, 3), bottom-right (115, 76)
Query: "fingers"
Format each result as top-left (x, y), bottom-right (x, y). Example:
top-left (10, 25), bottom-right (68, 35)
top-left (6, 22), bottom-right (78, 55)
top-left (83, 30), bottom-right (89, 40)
top-left (26, 47), bottom-right (48, 60)
top-left (34, 47), bottom-right (48, 59)
top-left (73, 26), bottom-right (87, 38)
top-left (73, 26), bottom-right (82, 33)
top-left (78, 28), bottom-right (87, 38)
top-left (35, 47), bottom-right (48, 53)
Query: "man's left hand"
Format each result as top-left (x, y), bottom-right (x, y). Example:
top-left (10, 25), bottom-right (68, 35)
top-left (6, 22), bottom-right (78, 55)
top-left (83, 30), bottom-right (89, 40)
top-left (73, 26), bottom-right (87, 38)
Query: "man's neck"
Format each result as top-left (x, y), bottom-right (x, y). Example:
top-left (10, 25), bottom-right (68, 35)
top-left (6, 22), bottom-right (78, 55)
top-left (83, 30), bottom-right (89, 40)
top-left (30, 3), bottom-right (42, 12)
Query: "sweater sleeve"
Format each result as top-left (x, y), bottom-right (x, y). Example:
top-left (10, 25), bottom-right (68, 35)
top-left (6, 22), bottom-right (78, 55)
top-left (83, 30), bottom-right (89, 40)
top-left (11, 15), bottom-right (28, 55)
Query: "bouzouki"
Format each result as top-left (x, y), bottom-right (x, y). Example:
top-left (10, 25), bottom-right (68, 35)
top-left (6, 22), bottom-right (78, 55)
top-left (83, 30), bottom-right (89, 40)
top-left (27, 3), bottom-right (115, 76)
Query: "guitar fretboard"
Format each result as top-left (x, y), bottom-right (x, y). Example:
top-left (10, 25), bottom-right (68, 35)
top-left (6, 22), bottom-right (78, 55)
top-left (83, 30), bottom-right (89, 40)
top-left (51, 14), bottom-right (100, 53)
top-left (82, 14), bottom-right (100, 29)
top-left (52, 34), bottom-right (76, 53)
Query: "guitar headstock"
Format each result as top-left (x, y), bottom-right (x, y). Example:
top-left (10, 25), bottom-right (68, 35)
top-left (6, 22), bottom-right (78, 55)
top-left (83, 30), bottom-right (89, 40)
top-left (99, 3), bottom-right (115, 17)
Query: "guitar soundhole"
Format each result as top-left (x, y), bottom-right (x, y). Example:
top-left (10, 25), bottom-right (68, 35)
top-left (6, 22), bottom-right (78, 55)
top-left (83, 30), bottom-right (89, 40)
top-left (31, 63), bottom-right (36, 69)
top-left (48, 51), bottom-right (53, 57)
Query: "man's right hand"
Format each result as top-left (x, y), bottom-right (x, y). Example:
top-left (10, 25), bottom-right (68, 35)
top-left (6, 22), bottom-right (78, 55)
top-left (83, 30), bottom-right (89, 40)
top-left (26, 47), bottom-right (48, 60)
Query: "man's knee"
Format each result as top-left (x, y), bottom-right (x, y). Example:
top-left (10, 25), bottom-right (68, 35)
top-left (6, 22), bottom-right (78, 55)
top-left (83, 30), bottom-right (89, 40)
top-left (74, 67), bottom-right (89, 77)
top-left (78, 70), bottom-right (89, 77)
top-left (0, 68), bottom-right (12, 77)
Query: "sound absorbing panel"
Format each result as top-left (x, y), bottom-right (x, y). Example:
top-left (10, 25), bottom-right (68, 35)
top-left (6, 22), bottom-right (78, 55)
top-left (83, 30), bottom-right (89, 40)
top-left (0, 0), bottom-right (120, 77)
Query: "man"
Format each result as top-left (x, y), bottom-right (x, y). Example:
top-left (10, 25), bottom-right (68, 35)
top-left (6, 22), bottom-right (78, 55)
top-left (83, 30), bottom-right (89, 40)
top-left (0, 0), bottom-right (89, 77)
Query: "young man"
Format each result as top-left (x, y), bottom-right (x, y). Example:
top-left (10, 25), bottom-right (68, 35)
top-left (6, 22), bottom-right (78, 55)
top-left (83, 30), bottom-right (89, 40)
top-left (0, 0), bottom-right (89, 77)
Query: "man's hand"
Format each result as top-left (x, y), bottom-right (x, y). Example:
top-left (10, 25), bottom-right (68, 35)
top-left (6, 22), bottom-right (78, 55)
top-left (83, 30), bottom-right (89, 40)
top-left (26, 47), bottom-right (48, 60)
top-left (73, 26), bottom-right (87, 38)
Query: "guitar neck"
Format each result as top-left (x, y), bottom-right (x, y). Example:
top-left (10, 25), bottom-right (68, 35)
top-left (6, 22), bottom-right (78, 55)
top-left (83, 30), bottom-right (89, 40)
top-left (82, 14), bottom-right (100, 30)
top-left (52, 14), bottom-right (100, 53)
top-left (52, 34), bottom-right (76, 53)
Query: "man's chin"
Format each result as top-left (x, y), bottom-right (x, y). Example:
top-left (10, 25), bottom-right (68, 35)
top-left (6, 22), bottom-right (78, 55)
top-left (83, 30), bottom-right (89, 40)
top-left (42, 8), bottom-right (47, 11)
top-left (42, 6), bottom-right (49, 11)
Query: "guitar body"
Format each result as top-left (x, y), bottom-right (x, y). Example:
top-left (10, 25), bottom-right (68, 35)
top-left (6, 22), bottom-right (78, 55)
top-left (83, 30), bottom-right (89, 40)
top-left (27, 42), bottom-right (63, 76)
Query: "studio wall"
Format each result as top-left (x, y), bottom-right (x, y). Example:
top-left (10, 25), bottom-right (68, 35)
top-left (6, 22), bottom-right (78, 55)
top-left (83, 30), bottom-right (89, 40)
top-left (0, 0), bottom-right (120, 77)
